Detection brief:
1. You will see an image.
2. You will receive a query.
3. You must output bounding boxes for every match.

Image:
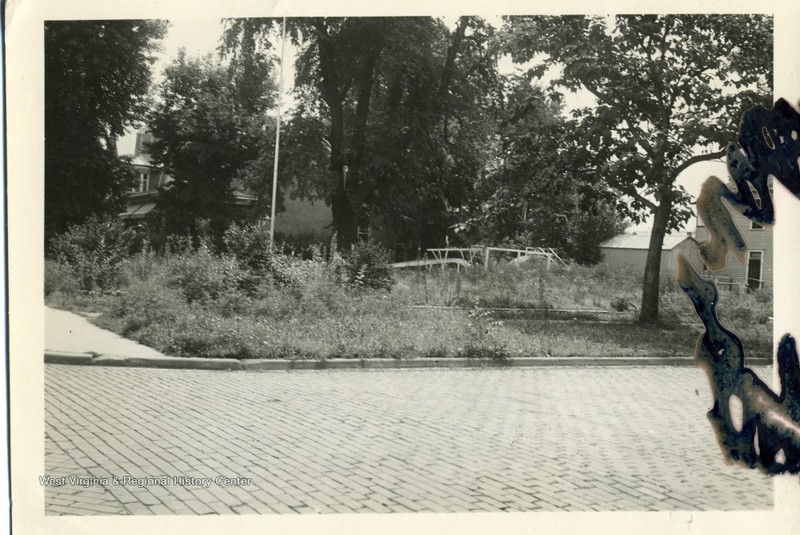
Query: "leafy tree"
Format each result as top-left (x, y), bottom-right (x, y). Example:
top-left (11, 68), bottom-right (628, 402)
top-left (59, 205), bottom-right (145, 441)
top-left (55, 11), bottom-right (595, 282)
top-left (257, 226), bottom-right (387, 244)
top-left (50, 214), bottom-right (141, 292)
top-left (461, 76), bottom-right (624, 263)
top-left (44, 20), bottom-right (168, 244)
top-left (364, 17), bottom-right (503, 254)
top-left (223, 17), bottom-right (503, 252)
top-left (504, 15), bottom-right (772, 321)
top-left (146, 49), bottom-right (277, 243)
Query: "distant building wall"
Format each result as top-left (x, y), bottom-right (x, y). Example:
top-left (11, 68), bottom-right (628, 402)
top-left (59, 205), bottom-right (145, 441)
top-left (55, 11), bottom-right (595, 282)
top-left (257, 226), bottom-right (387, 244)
top-left (274, 193), bottom-right (333, 242)
top-left (599, 248), bottom-right (679, 275)
top-left (694, 207), bottom-right (773, 290)
top-left (600, 235), bottom-right (703, 282)
top-left (599, 237), bottom-right (696, 276)
top-left (599, 247), bottom-right (649, 272)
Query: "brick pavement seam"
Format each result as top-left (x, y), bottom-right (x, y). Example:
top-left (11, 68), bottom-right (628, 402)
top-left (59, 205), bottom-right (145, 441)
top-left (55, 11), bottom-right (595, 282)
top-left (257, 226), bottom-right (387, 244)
top-left (44, 351), bottom-right (773, 370)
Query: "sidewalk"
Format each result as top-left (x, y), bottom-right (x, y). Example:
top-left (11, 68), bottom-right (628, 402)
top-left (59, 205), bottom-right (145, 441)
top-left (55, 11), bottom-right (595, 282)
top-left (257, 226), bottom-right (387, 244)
top-left (45, 306), bottom-right (170, 359)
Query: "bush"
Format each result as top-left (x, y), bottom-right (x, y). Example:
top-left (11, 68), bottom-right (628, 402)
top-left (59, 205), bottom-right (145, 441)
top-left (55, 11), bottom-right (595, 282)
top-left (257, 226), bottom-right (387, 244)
top-left (224, 222), bottom-right (320, 291)
top-left (106, 279), bottom-right (184, 339)
top-left (120, 244), bottom-right (159, 283)
top-left (166, 245), bottom-right (245, 303)
top-left (49, 215), bottom-right (140, 292)
top-left (719, 287), bottom-right (773, 326)
top-left (223, 222), bottom-right (273, 292)
top-left (340, 240), bottom-right (393, 291)
top-left (223, 222), bottom-right (272, 273)
top-left (275, 231), bottom-right (328, 260)
top-left (610, 296), bottom-right (636, 312)
top-left (44, 259), bottom-right (80, 296)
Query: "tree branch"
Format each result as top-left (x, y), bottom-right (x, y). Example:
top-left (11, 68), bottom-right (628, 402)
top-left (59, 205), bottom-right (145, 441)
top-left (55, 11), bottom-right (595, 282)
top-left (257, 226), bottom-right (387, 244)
top-left (438, 16), bottom-right (469, 103)
top-left (581, 80), bottom-right (658, 159)
top-left (672, 147), bottom-right (727, 177)
top-left (606, 173), bottom-right (657, 211)
top-left (338, 78), bottom-right (353, 102)
top-left (438, 16), bottom-right (470, 146)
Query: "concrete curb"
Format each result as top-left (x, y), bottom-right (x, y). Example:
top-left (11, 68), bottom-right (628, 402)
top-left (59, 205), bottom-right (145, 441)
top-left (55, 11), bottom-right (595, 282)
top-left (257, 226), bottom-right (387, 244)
top-left (44, 350), bottom-right (773, 371)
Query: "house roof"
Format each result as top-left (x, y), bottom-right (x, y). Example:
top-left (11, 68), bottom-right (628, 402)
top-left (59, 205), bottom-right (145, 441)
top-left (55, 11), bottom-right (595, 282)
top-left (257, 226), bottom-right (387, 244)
top-left (120, 202), bottom-right (156, 220)
top-left (231, 190), bottom-right (257, 204)
top-left (130, 153), bottom-right (153, 167)
top-left (600, 233), bottom-right (691, 250)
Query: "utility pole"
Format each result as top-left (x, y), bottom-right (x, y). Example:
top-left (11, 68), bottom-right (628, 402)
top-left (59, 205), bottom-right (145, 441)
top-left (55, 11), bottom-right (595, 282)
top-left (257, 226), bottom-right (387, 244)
top-left (269, 16), bottom-right (287, 246)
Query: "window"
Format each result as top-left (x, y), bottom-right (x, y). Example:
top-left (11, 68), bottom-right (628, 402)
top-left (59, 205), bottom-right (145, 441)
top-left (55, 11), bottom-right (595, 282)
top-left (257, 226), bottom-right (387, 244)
top-left (135, 172), bottom-right (150, 193)
top-left (746, 251), bottom-right (763, 292)
top-left (746, 181), bottom-right (762, 209)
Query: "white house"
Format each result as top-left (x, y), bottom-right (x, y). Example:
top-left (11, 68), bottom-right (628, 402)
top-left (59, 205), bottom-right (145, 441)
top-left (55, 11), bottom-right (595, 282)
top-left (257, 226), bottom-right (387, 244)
top-left (599, 233), bottom-right (699, 276)
top-left (694, 208), bottom-right (773, 292)
top-left (119, 129), bottom-right (256, 222)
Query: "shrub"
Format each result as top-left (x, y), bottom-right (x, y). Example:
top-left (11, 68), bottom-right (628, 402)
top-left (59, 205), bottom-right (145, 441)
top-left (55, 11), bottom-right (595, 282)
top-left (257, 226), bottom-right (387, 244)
top-left (339, 240), bottom-right (393, 291)
top-left (44, 259), bottom-right (80, 296)
top-left (275, 231), bottom-right (328, 260)
top-left (49, 215), bottom-right (140, 292)
top-left (610, 296), bottom-right (636, 312)
top-left (223, 222), bottom-right (273, 292)
top-left (106, 278), bottom-right (185, 338)
top-left (166, 245), bottom-right (245, 303)
top-left (224, 222), bottom-right (320, 291)
top-left (165, 234), bottom-right (194, 256)
top-left (267, 253), bottom-right (307, 290)
top-left (121, 244), bottom-right (159, 283)
top-left (223, 222), bottom-right (272, 273)
top-left (719, 287), bottom-right (773, 326)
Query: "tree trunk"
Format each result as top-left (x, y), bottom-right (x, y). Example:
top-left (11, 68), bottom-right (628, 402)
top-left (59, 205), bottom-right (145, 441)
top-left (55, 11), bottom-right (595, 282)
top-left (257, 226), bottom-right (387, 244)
top-left (639, 194), bottom-right (672, 323)
top-left (313, 18), bottom-right (388, 251)
top-left (336, 33), bottom-right (385, 251)
top-left (331, 186), bottom-right (359, 249)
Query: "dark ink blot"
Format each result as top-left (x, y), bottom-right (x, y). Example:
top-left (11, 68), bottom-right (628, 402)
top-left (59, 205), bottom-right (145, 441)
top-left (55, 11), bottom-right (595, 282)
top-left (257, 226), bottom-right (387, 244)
top-left (679, 99), bottom-right (800, 475)
top-left (695, 99), bottom-right (800, 271)
top-left (678, 257), bottom-right (800, 473)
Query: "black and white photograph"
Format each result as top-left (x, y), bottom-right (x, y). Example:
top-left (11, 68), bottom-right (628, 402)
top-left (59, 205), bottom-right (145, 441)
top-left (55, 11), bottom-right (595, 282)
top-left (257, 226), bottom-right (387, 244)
top-left (7, 1), bottom-right (800, 534)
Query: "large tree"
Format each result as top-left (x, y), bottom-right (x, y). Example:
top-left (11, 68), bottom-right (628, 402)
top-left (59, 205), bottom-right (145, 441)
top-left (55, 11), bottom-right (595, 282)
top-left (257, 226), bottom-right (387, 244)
top-left (467, 76), bottom-right (624, 263)
top-left (146, 49), bottom-right (276, 242)
top-left (223, 17), bottom-right (502, 251)
top-left (504, 15), bottom-right (772, 321)
top-left (44, 20), bottom-right (168, 244)
top-left (359, 17), bottom-right (502, 252)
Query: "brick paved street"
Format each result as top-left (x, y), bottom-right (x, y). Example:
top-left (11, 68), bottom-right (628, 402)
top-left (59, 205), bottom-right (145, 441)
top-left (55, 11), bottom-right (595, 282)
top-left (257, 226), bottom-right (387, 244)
top-left (44, 364), bottom-right (773, 515)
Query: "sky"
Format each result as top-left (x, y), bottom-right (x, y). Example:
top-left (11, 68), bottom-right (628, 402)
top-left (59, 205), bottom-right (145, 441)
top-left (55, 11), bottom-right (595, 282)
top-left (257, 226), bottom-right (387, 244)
top-left (120, 18), bottom-right (730, 234)
top-left (119, 19), bottom-right (253, 154)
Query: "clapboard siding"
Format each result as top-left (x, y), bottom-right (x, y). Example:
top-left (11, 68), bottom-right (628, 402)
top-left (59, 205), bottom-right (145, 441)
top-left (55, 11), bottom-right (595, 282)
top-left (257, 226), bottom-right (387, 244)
top-left (694, 209), bottom-right (773, 289)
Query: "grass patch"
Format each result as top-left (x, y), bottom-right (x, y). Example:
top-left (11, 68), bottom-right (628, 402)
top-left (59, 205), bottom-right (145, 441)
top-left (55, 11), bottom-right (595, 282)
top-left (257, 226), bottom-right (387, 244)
top-left (45, 245), bottom-right (773, 362)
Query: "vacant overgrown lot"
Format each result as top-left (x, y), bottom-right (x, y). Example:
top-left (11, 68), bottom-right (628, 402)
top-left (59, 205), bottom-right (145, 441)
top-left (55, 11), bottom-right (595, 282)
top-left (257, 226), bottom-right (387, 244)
top-left (45, 220), bottom-right (772, 361)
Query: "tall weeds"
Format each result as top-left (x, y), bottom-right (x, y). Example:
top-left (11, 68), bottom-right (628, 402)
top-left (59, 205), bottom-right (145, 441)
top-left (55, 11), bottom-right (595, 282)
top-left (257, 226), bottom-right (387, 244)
top-left (44, 236), bottom-right (772, 360)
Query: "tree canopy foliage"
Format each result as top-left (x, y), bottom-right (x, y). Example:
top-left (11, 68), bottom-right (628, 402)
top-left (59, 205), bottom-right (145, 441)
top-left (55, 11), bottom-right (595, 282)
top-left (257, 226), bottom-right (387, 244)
top-left (503, 14), bottom-right (773, 320)
top-left (223, 17), bottom-right (505, 252)
top-left (47, 15), bottom-right (770, 285)
top-left (464, 77), bottom-right (624, 264)
top-left (45, 20), bottom-right (168, 243)
top-left (146, 49), bottom-right (277, 242)
top-left (221, 16), bottom-right (625, 260)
